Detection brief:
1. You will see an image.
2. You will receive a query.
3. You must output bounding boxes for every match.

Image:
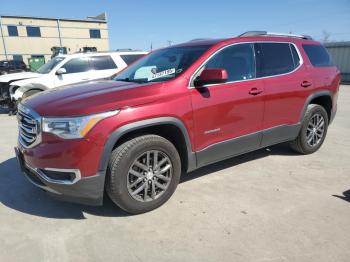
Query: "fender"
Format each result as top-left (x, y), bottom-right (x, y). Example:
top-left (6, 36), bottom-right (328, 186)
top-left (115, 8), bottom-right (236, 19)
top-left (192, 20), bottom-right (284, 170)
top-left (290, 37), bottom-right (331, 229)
top-left (98, 117), bottom-right (197, 175)
top-left (299, 90), bottom-right (332, 122)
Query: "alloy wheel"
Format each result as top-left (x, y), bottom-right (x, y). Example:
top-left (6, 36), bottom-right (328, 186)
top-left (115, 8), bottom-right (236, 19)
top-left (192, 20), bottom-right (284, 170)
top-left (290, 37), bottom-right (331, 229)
top-left (306, 113), bottom-right (325, 147)
top-left (127, 150), bottom-right (173, 202)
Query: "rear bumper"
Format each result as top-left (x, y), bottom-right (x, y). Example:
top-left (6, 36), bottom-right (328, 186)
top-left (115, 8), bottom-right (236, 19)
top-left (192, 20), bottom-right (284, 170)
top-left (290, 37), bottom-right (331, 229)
top-left (15, 147), bottom-right (105, 206)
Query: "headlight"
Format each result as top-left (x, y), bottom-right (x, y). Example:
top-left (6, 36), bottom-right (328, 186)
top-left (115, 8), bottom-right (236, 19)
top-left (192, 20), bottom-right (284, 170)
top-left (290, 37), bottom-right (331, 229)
top-left (42, 110), bottom-right (120, 139)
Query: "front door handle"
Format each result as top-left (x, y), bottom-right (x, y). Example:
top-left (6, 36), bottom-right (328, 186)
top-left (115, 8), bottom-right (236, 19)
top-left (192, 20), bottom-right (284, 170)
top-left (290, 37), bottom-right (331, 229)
top-left (249, 87), bottom-right (263, 96)
top-left (301, 81), bottom-right (312, 88)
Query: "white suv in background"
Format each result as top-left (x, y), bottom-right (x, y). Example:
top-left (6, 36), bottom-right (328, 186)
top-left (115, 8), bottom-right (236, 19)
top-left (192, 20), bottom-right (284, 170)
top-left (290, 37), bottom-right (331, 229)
top-left (0, 51), bottom-right (147, 112)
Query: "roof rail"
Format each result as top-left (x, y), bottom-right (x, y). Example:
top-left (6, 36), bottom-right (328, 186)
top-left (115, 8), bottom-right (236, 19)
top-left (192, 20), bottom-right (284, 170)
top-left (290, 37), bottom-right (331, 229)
top-left (239, 31), bottom-right (313, 40)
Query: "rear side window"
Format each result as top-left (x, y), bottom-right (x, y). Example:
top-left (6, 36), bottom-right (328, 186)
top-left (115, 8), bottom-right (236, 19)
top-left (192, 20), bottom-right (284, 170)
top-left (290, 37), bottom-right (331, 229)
top-left (62, 58), bottom-right (90, 73)
top-left (120, 54), bottom-right (145, 65)
top-left (255, 43), bottom-right (295, 77)
top-left (303, 44), bottom-right (332, 67)
top-left (90, 56), bottom-right (117, 70)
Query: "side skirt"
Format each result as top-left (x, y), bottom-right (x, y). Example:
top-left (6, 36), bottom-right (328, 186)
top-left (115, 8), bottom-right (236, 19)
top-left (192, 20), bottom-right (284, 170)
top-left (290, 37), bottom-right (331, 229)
top-left (195, 124), bottom-right (301, 169)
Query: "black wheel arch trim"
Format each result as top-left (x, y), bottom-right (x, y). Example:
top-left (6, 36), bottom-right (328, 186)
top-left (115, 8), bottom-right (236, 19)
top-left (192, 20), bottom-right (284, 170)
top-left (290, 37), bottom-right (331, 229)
top-left (98, 117), bottom-right (197, 175)
top-left (300, 90), bottom-right (333, 122)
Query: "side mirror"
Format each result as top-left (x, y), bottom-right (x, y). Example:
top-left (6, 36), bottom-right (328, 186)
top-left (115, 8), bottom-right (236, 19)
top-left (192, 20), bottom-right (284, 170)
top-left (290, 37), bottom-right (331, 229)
top-left (56, 68), bottom-right (67, 75)
top-left (194, 68), bottom-right (228, 87)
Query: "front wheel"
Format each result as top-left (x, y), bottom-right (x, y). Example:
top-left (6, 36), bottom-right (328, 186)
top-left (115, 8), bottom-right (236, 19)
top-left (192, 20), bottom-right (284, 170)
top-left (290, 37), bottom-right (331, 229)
top-left (106, 135), bottom-right (181, 214)
top-left (290, 104), bottom-right (329, 154)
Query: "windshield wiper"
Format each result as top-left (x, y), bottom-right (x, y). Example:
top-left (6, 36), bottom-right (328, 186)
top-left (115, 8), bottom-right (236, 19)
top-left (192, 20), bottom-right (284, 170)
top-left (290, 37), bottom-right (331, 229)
top-left (116, 78), bottom-right (131, 82)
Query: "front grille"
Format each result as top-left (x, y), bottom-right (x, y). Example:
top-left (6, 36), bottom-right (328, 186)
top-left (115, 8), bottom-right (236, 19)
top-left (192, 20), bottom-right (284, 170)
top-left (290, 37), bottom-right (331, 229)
top-left (17, 104), bottom-right (40, 147)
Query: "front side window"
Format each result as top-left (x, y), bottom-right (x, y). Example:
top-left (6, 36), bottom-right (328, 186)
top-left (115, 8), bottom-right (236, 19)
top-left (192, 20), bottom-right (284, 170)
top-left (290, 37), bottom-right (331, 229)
top-left (90, 56), bottom-right (117, 70)
top-left (115, 45), bottom-right (211, 83)
top-left (203, 43), bottom-right (256, 81)
top-left (62, 58), bottom-right (90, 74)
top-left (26, 26), bottom-right (41, 37)
top-left (255, 43), bottom-right (295, 77)
top-left (8, 26), bottom-right (18, 36)
top-left (303, 44), bottom-right (333, 67)
top-left (90, 29), bottom-right (101, 39)
top-left (37, 57), bottom-right (65, 74)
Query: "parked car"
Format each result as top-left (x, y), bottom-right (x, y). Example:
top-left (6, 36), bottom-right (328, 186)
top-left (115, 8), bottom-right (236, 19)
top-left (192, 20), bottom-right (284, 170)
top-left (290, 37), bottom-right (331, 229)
top-left (0, 51), bottom-right (147, 113)
top-left (15, 31), bottom-right (340, 214)
top-left (0, 60), bottom-right (27, 75)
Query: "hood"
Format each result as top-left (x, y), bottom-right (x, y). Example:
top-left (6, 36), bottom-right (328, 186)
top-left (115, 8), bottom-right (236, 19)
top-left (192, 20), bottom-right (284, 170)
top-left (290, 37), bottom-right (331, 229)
top-left (23, 80), bottom-right (163, 116)
top-left (0, 71), bottom-right (42, 83)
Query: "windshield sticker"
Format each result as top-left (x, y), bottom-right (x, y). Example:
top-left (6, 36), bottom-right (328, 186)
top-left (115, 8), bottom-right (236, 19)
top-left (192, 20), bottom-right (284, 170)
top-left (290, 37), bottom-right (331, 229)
top-left (148, 68), bottom-right (176, 81)
top-left (134, 66), bottom-right (157, 80)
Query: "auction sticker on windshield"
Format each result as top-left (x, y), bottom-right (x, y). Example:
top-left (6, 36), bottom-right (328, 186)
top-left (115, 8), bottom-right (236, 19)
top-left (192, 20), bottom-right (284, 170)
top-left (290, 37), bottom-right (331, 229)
top-left (148, 68), bottom-right (176, 81)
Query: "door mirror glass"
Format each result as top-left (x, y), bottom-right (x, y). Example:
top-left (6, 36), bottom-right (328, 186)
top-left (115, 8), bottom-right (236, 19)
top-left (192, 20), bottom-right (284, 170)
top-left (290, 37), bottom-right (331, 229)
top-left (56, 68), bottom-right (67, 75)
top-left (194, 69), bottom-right (228, 87)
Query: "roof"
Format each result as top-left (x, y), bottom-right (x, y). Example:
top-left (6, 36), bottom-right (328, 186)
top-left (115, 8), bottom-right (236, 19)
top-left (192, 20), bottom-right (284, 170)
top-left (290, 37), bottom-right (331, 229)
top-left (0, 14), bottom-right (107, 23)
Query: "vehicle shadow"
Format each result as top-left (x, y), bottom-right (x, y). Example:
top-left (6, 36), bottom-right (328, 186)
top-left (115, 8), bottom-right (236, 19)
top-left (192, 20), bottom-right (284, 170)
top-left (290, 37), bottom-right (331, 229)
top-left (182, 143), bottom-right (297, 183)
top-left (0, 143), bottom-right (298, 219)
top-left (333, 190), bottom-right (350, 203)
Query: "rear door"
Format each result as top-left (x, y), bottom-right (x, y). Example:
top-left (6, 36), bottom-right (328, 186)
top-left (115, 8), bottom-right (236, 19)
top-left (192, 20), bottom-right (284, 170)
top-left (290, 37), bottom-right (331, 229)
top-left (255, 42), bottom-right (312, 146)
top-left (54, 57), bottom-right (92, 87)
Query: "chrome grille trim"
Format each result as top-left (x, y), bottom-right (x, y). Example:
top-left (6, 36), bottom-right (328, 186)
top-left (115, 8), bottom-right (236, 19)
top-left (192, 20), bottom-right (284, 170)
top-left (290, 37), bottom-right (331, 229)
top-left (17, 103), bottom-right (41, 148)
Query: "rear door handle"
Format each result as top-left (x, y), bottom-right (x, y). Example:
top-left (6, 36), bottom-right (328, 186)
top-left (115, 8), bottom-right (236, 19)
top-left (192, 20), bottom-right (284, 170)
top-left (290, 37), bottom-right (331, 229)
top-left (301, 81), bottom-right (312, 88)
top-left (249, 87), bottom-right (263, 96)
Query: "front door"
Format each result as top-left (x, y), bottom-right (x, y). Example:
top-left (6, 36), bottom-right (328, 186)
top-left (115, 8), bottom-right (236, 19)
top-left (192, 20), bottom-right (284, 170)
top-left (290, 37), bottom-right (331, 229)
top-left (54, 57), bottom-right (92, 87)
top-left (190, 43), bottom-right (265, 167)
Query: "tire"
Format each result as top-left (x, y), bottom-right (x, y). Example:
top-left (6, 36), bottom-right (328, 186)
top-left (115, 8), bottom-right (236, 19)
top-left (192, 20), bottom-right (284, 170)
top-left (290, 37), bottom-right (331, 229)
top-left (290, 104), bottom-right (329, 154)
top-left (106, 135), bottom-right (181, 214)
top-left (22, 89), bottom-right (41, 100)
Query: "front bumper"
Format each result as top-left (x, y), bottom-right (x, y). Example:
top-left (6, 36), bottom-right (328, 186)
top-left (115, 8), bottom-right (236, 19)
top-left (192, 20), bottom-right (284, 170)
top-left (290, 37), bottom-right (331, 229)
top-left (15, 147), bottom-right (105, 206)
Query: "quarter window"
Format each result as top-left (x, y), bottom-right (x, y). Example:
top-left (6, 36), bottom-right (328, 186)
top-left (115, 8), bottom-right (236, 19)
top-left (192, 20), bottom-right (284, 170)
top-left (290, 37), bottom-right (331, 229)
top-left (90, 56), bottom-right (117, 70)
top-left (255, 43), bottom-right (295, 77)
top-left (26, 26), bottom-right (41, 37)
top-left (204, 43), bottom-right (256, 81)
top-left (7, 26), bottom-right (18, 36)
top-left (62, 58), bottom-right (90, 74)
top-left (303, 44), bottom-right (332, 67)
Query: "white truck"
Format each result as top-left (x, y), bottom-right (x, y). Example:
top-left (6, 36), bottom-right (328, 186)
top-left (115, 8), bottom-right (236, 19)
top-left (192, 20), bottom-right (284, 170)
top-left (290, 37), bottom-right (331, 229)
top-left (0, 51), bottom-right (147, 114)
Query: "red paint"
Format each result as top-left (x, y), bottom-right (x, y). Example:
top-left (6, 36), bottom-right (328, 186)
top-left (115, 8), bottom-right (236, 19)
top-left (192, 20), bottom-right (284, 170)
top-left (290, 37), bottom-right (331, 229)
top-left (22, 36), bottom-right (340, 177)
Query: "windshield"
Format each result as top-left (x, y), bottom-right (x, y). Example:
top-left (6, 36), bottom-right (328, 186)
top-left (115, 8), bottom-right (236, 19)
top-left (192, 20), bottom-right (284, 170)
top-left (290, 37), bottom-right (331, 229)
top-left (36, 57), bottom-right (65, 74)
top-left (114, 45), bottom-right (211, 83)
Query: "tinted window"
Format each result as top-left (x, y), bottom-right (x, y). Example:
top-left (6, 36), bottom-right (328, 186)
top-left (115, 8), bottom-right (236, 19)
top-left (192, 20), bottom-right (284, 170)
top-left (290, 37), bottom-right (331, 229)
top-left (90, 29), bottom-right (101, 39)
top-left (255, 43), bottom-right (295, 77)
top-left (204, 43), bottom-right (255, 81)
top-left (26, 26), bottom-right (41, 37)
top-left (290, 44), bottom-right (301, 68)
top-left (8, 26), bottom-right (18, 36)
top-left (120, 54), bottom-right (145, 65)
top-left (91, 56), bottom-right (117, 70)
top-left (62, 58), bottom-right (90, 74)
top-left (303, 44), bottom-right (332, 67)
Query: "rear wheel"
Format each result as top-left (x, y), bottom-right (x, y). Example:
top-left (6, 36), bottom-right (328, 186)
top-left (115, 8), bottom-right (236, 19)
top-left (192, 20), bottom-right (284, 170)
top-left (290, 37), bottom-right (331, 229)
top-left (290, 104), bottom-right (328, 154)
top-left (106, 135), bottom-right (181, 214)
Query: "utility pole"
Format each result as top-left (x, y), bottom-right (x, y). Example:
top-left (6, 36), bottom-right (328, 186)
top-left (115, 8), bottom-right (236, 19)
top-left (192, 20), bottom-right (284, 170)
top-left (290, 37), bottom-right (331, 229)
top-left (0, 16), bottom-right (8, 60)
top-left (167, 40), bottom-right (173, 46)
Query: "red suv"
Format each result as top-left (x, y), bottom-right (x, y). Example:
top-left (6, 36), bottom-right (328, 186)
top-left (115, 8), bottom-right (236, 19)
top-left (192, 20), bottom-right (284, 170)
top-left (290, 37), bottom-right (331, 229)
top-left (15, 31), bottom-right (340, 214)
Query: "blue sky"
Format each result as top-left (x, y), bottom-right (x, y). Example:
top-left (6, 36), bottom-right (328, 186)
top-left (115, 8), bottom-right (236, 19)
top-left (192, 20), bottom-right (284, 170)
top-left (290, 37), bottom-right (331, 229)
top-left (1, 0), bottom-right (350, 51)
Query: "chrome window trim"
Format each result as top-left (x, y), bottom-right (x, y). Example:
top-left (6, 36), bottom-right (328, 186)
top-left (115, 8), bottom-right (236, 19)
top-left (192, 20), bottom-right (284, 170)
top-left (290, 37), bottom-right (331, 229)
top-left (188, 41), bottom-right (304, 89)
